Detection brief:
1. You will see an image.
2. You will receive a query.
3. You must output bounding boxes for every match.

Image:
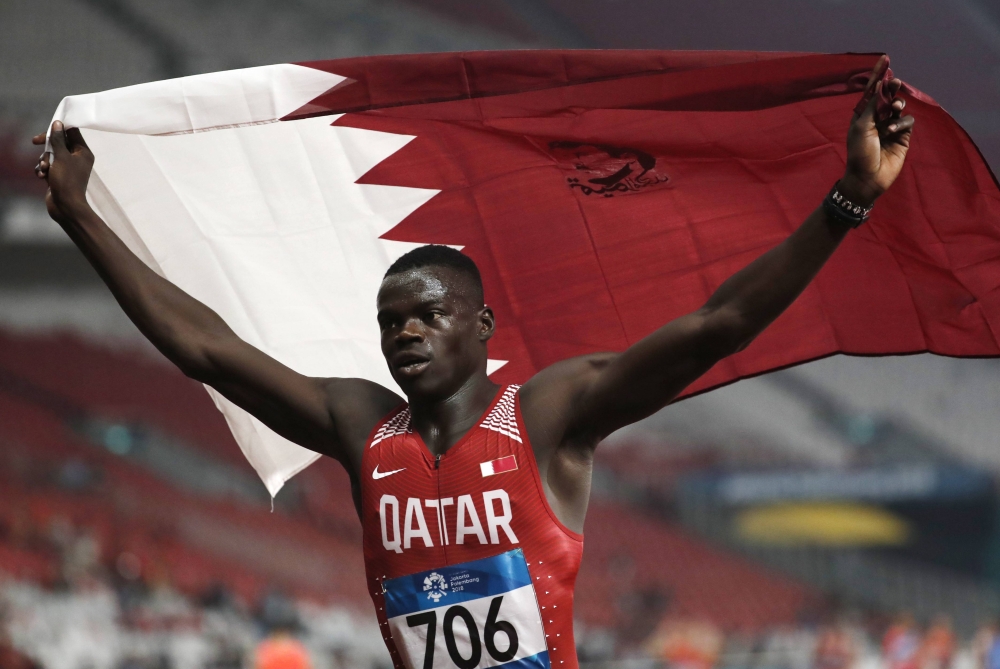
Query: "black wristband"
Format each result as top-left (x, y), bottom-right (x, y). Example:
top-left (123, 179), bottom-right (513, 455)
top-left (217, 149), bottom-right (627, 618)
top-left (823, 183), bottom-right (874, 228)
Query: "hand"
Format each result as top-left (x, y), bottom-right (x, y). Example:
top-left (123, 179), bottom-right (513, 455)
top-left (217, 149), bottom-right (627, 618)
top-left (840, 55), bottom-right (915, 207)
top-left (32, 120), bottom-right (96, 225)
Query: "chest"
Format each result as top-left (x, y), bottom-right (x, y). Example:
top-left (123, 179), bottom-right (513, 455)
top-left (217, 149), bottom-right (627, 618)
top-left (363, 425), bottom-right (532, 556)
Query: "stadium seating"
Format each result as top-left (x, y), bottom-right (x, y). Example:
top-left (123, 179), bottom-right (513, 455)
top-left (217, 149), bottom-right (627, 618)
top-left (0, 330), bottom-right (245, 466)
top-left (0, 329), bottom-right (366, 534)
top-left (0, 327), bottom-right (815, 630)
top-left (578, 503), bottom-right (813, 631)
top-left (0, 374), bottom-right (368, 607)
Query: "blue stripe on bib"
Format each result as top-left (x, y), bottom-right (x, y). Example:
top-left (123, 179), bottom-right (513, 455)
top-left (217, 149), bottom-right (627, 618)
top-left (384, 549), bottom-right (533, 619)
top-left (496, 651), bottom-right (550, 669)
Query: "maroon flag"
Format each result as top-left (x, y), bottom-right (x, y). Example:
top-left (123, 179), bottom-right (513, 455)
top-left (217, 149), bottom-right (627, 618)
top-left (289, 50), bottom-right (1000, 395)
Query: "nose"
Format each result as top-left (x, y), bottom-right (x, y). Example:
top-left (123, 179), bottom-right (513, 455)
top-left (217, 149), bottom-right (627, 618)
top-left (394, 317), bottom-right (425, 345)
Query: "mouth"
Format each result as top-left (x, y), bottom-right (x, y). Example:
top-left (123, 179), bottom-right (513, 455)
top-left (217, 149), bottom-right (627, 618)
top-left (393, 353), bottom-right (431, 377)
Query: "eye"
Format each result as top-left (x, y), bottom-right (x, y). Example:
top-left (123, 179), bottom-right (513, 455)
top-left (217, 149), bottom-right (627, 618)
top-left (423, 311), bottom-right (444, 323)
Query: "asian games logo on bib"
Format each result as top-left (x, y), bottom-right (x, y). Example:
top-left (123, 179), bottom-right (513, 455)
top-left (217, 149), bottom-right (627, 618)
top-left (423, 572), bottom-right (448, 602)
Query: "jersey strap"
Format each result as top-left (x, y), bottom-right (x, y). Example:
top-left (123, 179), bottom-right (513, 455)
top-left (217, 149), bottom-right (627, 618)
top-left (480, 385), bottom-right (522, 443)
top-left (371, 405), bottom-right (413, 447)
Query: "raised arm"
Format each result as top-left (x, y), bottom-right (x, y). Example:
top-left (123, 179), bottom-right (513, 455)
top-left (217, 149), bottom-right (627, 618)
top-left (33, 122), bottom-right (400, 465)
top-left (523, 57), bottom-right (915, 450)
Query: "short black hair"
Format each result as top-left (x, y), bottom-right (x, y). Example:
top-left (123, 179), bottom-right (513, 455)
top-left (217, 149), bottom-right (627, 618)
top-left (383, 245), bottom-right (484, 303)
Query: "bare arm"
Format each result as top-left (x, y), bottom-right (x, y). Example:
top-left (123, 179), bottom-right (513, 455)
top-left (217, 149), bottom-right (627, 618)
top-left (523, 56), bottom-right (915, 450)
top-left (33, 123), bottom-right (400, 463)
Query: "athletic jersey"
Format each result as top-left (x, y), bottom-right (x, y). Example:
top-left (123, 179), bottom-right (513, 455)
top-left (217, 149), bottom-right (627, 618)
top-left (361, 385), bottom-right (584, 669)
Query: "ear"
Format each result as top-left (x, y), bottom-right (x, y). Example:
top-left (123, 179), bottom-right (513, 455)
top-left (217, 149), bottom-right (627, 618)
top-left (478, 306), bottom-right (495, 341)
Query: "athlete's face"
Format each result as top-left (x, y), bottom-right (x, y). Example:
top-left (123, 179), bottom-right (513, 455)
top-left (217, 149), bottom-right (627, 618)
top-left (376, 267), bottom-right (494, 400)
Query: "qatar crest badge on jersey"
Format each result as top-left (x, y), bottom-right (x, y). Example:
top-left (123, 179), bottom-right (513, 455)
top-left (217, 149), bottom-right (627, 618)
top-left (382, 549), bottom-right (550, 669)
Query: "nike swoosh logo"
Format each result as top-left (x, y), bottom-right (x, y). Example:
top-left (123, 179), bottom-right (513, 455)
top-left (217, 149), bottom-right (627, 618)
top-left (372, 465), bottom-right (406, 480)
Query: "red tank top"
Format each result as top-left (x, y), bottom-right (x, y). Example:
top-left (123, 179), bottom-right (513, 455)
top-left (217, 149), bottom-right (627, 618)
top-left (361, 385), bottom-right (584, 669)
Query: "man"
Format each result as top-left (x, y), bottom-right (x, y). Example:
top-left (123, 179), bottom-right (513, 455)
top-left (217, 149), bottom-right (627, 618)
top-left (34, 56), bottom-right (912, 669)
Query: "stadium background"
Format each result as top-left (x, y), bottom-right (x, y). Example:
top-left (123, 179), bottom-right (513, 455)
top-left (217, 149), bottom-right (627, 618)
top-left (1, 1), bottom-right (999, 668)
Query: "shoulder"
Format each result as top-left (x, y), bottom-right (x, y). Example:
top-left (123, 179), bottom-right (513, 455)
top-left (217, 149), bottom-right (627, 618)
top-left (518, 352), bottom-right (619, 453)
top-left (321, 378), bottom-right (403, 465)
top-left (520, 352), bottom-right (618, 404)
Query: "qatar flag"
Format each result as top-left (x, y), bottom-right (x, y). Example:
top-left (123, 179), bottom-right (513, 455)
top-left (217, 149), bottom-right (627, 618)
top-left (48, 51), bottom-right (1000, 496)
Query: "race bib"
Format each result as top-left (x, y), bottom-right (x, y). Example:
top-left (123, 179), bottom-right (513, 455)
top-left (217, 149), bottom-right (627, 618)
top-left (383, 549), bottom-right (550, 669)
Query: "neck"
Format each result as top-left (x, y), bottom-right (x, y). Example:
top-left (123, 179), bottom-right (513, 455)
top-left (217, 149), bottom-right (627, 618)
top-left (408, 371), bottom-right (499, 456)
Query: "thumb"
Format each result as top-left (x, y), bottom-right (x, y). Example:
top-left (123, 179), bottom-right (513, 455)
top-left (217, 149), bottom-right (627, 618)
top-left (856, 80), bottom-right (881, 130)
top-left (48, 120), bottom-right (68, 156)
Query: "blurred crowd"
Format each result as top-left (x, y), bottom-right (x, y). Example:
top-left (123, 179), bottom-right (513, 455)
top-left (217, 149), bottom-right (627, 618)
top-left (6, 548), bottom-right (1000, 669)
top-left (0, 574), bottom-right (383, 669)
top-left (1, 420), bottom-right (997, 669)
top-left (2, 444), bottom-right (998, 669)
top-left (608, 610), bottom-right (1000, 669)
top-left (0, 503), bottom-right (383, 669)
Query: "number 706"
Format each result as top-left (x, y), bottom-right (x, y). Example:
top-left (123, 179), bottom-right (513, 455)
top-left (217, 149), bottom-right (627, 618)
top-left (406, 595), bottom-right (520, 669)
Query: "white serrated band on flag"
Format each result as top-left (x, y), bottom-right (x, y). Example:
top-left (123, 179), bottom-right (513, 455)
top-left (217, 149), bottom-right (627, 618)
top-left (49, 64), bottom-right (505, 496)
top-left (49, 64), bottom-right (346, 140)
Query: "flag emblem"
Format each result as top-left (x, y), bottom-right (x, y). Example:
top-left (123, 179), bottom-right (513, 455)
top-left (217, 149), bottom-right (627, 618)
top-left (551, 141), bottom-right (670, 197)
top-left (481, 455), bottom-right (517, 477)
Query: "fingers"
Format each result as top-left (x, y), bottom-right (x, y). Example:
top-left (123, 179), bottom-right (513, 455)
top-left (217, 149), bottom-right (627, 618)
top-left (875, 72), bottom-right (913, 141)
top-left (35, 155), bottom-right (50, 179)
top-left (877, 113), bottom-right (915, 142)
top-left (34, 121), bottom-right (89, 177)
top-left (885, 115), bottom-right (915, 136)
top-left (34, 130), bottom-right (50, 176)
top-left (36, 121), bottom-right (65, 178)
top-left (884, 81), bottom-right (907, 128)
top-left (36, 129), bottom-right (48, 176)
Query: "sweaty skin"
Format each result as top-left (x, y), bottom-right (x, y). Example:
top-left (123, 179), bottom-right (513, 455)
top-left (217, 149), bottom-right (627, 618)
top-left (33, 57), bottom-right (913, 533)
